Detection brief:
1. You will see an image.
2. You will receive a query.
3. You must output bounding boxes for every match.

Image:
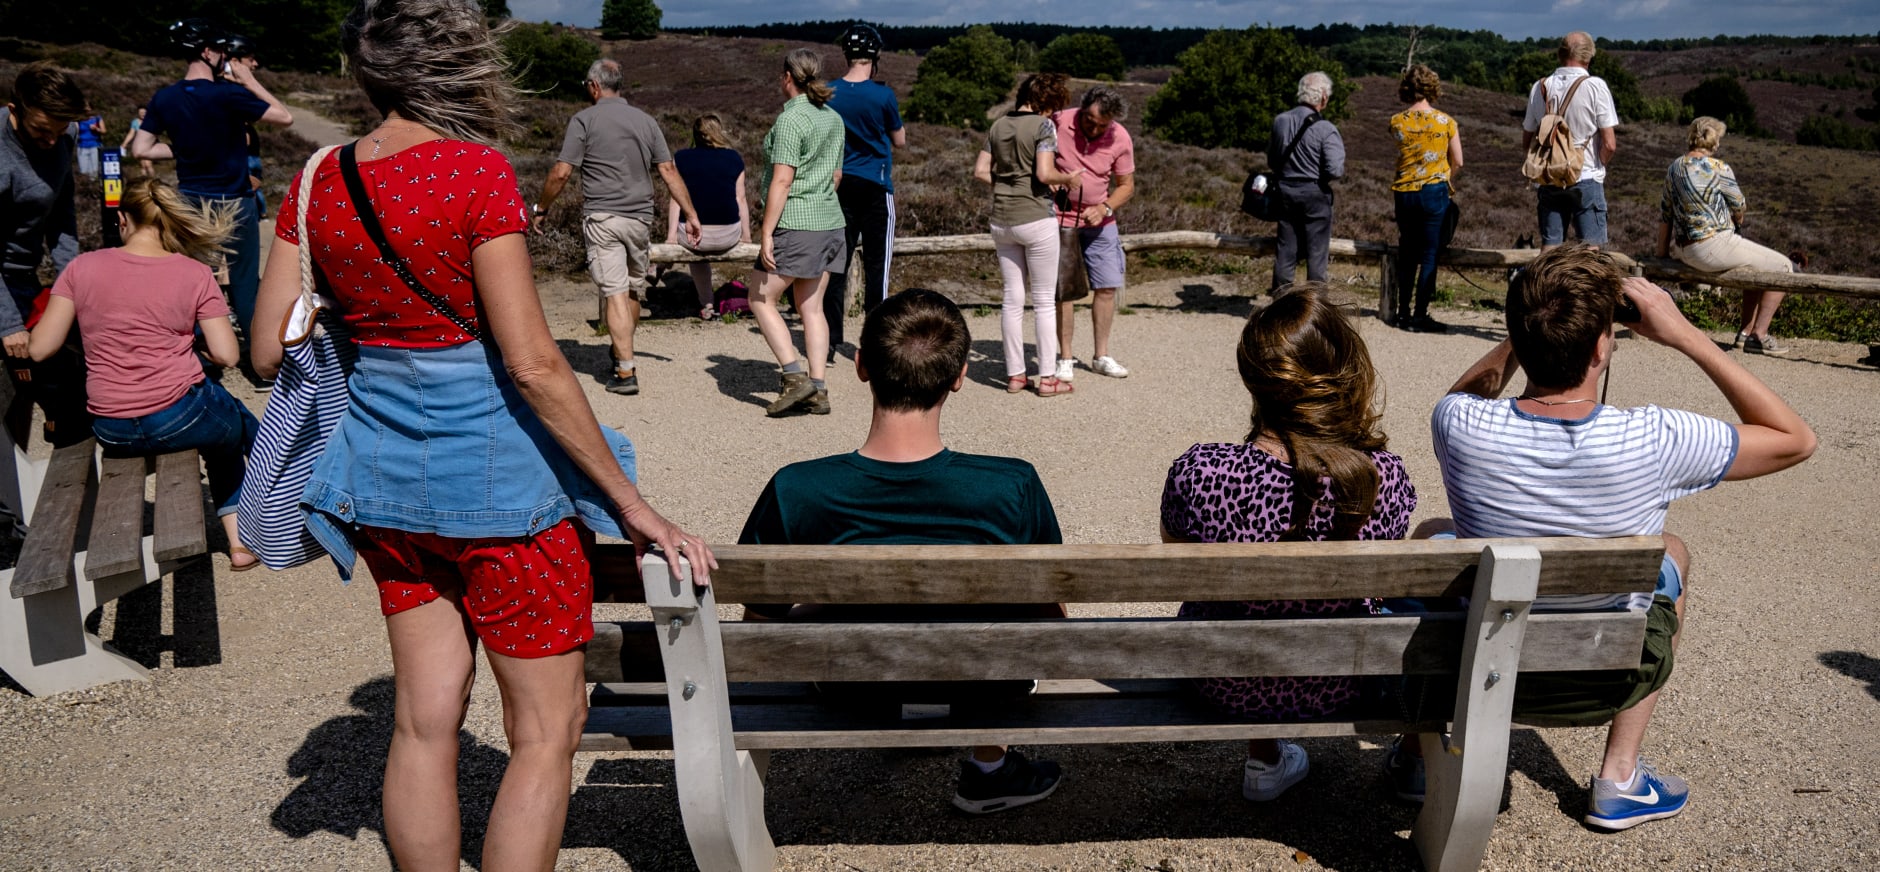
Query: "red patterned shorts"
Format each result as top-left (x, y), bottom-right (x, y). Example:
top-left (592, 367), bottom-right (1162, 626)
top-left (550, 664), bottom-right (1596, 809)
top-left (355, 519), bottom-right (596, 658)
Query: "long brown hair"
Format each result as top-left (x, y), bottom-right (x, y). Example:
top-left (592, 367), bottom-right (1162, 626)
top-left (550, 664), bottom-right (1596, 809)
top-left (1238, 284), bottom-right (1388, 540)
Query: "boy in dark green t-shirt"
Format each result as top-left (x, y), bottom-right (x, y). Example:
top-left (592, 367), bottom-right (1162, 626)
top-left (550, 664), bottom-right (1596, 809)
top-left (738, 288), bottom-right (1064, 815)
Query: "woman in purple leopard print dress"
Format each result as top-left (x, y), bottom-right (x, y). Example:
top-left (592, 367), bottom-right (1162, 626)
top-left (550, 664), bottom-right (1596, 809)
top-left (1160, 283), bottom-right (1417, 802)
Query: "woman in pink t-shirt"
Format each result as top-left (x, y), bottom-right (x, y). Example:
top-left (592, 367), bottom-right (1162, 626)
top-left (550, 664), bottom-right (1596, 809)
top-left (29, 177), bottom-right (259, 571)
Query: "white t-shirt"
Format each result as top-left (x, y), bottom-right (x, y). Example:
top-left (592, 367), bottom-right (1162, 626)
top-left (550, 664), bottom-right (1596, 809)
top-left (1431, 393), bottom-right (1738, 610)
top-left (1523, 67), bottom-right (1620, 184)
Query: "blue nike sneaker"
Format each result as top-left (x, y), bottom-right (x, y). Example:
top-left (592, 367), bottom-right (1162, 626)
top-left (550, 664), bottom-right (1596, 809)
top-left (1585, 758), bottom-right (1689, 830)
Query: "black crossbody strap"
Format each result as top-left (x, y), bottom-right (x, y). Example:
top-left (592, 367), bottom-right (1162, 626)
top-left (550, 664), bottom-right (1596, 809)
top-left (1275, 112), bottom-right (1323, 182)
top-left (337, 142), bottom-right (484, 342)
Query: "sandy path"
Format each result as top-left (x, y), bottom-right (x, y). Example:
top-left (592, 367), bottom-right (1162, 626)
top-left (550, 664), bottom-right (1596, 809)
top-left (0, 275), bottom-right (1875, 871)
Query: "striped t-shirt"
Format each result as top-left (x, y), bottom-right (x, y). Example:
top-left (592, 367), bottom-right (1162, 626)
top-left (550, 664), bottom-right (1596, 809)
top-left (1431, 393), bottom-right (1738, 611)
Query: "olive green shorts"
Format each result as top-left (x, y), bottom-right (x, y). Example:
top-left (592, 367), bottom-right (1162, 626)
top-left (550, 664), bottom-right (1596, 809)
top-left (1512, 594), bottom-right (1679, 728)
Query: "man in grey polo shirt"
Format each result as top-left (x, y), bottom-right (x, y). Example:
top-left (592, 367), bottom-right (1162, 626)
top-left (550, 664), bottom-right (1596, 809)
top-left (536, 58), bottom-right (701, 395)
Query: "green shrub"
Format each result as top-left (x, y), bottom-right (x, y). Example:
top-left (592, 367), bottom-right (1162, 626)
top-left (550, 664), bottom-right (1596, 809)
top-left (1682, 76), bottom-right (1762, 136)
top-left (905, 26), bottom-right (1016, 130)
top-left (600, 0), bottom-right (661, 42)
top-left (1037, 33), bottom-right (1127, 81)
top-left (1145, 27), bottom-right (1350, 152)
top-left (504, 23), bottom-right (600, 101)
top-left (1639, 96), bottom-right (1693, 125)
top-left (1796, 114), bottom-right (1878, 150)
top-left (1498, 51), bottom-right (1648, 121)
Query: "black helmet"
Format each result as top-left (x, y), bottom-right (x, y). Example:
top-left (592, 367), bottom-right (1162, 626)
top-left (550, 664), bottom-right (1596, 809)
top-left (170, 18), bottom-right (225, 57)
top-left (838, 24), bottom-right (882, 61)
top-left (216, 33), bottom-right (256, 59)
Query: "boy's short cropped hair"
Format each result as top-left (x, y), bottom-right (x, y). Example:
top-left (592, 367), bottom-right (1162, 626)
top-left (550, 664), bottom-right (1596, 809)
top-left (859, 288), bottom-right (971, 413)
top-left (1505, 244), bottom-right (1623, 390)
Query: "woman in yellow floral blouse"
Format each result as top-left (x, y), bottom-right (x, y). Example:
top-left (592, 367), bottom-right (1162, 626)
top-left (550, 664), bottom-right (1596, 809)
top-left (1656, 116), bottom-right (1793, 355)
top-left (1387, 65), bottom-right (1464, 333)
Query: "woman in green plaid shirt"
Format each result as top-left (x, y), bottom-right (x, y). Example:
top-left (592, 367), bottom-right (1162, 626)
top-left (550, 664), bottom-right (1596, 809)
top-left (750, 48), bottom-right (848, 417)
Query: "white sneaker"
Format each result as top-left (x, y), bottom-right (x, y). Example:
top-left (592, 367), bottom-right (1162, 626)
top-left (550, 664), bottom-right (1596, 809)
top-left (1091, 356), bottom-right (1130, 378)
top-left (1242, 741), bottom-right (1309, 801)
top-left (1054, 358), bottom-right (1075, 382)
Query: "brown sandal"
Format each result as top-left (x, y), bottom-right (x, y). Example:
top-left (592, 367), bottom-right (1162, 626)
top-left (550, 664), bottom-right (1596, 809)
top-left (229, 545), bottom-right (261, 572)
top-left (1034, 376), bottom-right (1073, 397)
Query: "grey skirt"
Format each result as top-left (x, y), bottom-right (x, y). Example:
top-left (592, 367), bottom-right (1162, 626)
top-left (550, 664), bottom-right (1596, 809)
top-left (761, 227), bottom-right (846, 279)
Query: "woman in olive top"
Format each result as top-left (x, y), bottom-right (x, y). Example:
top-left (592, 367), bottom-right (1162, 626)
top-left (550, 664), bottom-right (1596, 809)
top-left (974, 73), bottom-right (1082, 396)
top-left (1387, 64), bottom-right (1463, 333)
top-left (751, 48), bottom-right (847, 417)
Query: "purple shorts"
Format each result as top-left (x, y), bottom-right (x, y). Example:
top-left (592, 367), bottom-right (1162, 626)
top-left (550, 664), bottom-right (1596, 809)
top-left (1076, 223), bottom-right (1125, 290)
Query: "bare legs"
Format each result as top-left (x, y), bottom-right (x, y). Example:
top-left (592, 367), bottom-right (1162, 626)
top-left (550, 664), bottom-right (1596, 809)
top-left (1739, 289), bottom-right (1786, 340)
top-left (382, 594), bottom-right (587, 872)
top-left (603, 292), bottom-right (638, 370)
top-left (748, 270), bottom-right (829, 381)
top-left (1056, 288), bottom-right (1119, 362)
top-left (690, 263), bottom-right (716, 318)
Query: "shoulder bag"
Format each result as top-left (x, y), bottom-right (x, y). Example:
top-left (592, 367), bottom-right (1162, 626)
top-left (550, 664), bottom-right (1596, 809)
top-left (1056, 187), bottom-right (1091, 303)
top-left (235, 145), bottom-right (358, 570)
top-left (1241, 112), bottom-right (1322, 222)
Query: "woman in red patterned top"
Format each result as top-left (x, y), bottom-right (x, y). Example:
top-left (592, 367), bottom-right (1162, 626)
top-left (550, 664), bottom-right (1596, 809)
top-left (250, 3), bottom-right (715, 868)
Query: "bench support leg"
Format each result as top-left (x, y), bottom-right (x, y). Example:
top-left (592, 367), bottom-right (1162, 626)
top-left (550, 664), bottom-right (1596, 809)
top-left (0, 541), bottom-right (191, 696)
top-left (1413, 544), bottom-right (1540, 872)
top-left (643, 554), bottom-right (776, 872)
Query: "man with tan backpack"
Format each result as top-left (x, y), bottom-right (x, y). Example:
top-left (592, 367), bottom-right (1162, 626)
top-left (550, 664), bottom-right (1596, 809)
top-left (1522, 32), bottom-right (1619, 251)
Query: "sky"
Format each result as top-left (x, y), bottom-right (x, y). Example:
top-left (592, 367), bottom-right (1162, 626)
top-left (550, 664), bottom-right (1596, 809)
top-left (510, 0), bottom-right (1877, 41)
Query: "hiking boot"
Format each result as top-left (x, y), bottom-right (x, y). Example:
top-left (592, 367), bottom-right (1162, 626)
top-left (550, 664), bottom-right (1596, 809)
top-left (765, 371), bottom-right (815, 417)
top-left (606, 370), bottom-right (639, 395)
top-left (803, 388), bottom-right (830, 415)
top-left (1384, 736), bottom-right (1426, 803)
top-left (952, 750), bottom-right (1062, 814)
top-left (1243, 741), bottom-right (1310, 802)
top-left (1585, 758), bottom-right (1689, 831)
top-left (1091, 355), bottom-right (1130, 378)
top-left (1745, 334), bottom-right (1789, 356)
top-left (1054, 358), bottom-right (1076, 382)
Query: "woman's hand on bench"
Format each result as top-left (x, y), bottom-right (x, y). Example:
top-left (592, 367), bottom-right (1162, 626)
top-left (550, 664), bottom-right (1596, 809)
top-left (619, 499), bottom-right (717, 586)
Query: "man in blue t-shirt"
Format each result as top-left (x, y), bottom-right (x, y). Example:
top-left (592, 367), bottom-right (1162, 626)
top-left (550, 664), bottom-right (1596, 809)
top-left (129, 20), bottom-right (292, 374)
top-left (73, 115), bottom-right (104, 178)
top-left (821, 24), bottom-right (905, 354)
top-left (740, 289), bottom-right (1065, 815)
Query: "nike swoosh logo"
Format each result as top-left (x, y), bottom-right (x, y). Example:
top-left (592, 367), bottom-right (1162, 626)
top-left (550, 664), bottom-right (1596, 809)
top-left (1612, 785), bottom-right (1659, 804)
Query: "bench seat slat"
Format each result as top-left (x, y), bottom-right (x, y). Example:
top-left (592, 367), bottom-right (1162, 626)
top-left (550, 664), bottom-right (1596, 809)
top-left (587, 611), bottom-right (1646, 684)
top-left (595, 537), bottom-right (1663, 604)
top-left (152, 450), bottom-right (206, 563)
top-left (581, 690), bottom-right (1451, 752)
top-left (10, 440), bottom-right (95, 599)
top-left (87, 455), bottom-right (149, 580)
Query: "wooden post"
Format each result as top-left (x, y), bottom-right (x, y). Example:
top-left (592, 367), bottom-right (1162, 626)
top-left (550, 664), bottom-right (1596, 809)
top-left (1413, 544), bottom-right (1540, 872)
top-left (1378, 254), bottom-right (1396, 323)
top-left (642, 552), bottom-right (777, 872)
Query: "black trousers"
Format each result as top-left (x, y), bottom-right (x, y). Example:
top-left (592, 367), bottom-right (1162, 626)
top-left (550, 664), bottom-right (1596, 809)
top-left (823, 178), bottom-right (895, 346)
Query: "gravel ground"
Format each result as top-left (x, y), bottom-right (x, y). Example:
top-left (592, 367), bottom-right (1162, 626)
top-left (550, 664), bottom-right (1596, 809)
top-left (2, 273), bottom-right (1876, 872)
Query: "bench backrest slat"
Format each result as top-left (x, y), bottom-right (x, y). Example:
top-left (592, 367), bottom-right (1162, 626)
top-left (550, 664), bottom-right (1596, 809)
top-left (151, 450), bottom-right (207, 563)
top-left (610, 538), bottom-right (1662, 604)
top-left (586, 611), bottom-right (1646, 684)
top-left (9, 441), bottom-right (95, 599)
top-left (86, 455), bottom-right (150, 581)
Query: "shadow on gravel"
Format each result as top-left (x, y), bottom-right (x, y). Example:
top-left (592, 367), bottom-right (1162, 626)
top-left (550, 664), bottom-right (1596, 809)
top-left (1175, 282), bottom-right (1256, 319)
top-left (705, 353), bottom-right (784, 408)
top-left (1818, 651), bottom-right (1880, 702)
top-left (272, 676), bottom-right (510, 869)
top-left (1506, 728), bottom-right (1584, 819)
top-left (92, 557), bottom-right (222, 669)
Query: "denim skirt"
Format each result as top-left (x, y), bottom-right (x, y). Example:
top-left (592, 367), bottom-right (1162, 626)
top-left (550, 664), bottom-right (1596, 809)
top-left (301, 341), bottom-right (637, 581)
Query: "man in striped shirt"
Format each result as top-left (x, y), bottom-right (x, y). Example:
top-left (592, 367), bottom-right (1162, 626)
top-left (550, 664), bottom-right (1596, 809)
top-left (1423, 244), bottom-right (1815, 831)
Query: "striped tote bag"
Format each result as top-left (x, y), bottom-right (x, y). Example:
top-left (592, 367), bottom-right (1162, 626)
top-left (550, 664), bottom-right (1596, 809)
top-left (236, 145), bottom-right (356, 570)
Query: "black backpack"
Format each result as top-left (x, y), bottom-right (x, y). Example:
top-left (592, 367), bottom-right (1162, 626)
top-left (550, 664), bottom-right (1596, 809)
top-left (1240, 112), bottom-right (1322, 221)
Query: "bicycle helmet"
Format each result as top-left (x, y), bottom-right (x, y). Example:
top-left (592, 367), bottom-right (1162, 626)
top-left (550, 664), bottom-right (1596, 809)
top-left (170, 18), bottom-right (225, 58)
top-left (216, 33), bottom-right (257, 60)
top-left (838, 24), bottom-right (883, 61)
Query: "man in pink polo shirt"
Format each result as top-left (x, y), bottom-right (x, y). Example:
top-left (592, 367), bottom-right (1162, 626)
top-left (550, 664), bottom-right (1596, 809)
top-left (1052, 87), bottom-right (1136, 381)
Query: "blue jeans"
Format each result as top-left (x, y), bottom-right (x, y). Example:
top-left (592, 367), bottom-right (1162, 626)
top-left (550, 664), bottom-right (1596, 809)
top-left (1536, 179), bottom-right (1608, 246)
top-left (91, 380), bottom-right (258, 517)
top-left (182, 191), bottom-right (261, 334)
top-left (1393, 182), bottom-right (1450, 319)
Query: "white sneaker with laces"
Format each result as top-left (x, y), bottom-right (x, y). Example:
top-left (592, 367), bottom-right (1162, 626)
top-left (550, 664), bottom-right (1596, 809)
top-left (1091, 356), bottom-right (1130, 378)
top-left (1054, 358), bottom-right (1076, 382)
top-left (1242, 741), bottom-right (1309, 801)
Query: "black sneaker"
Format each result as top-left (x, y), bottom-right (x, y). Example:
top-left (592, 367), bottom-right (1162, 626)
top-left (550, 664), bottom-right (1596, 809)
top-left (951, 750), bottom-right (1062, 814)
top-left (1408, 314), bottom-right (1450, 334)
top-left (606, 371), bottom-right (639, 395)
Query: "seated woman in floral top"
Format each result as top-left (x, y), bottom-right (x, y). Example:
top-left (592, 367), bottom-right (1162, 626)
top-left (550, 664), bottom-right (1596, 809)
top-left (1161, 283), bottom-right (1417, 803)
top-left (1656, 116), bottom-right (1794, 355)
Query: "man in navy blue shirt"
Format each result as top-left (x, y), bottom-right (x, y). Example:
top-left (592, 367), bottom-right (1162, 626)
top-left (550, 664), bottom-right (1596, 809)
top-left (822, 24), bottom-right (905, 354)
top-left (129, 20), bottom-right (292, 378)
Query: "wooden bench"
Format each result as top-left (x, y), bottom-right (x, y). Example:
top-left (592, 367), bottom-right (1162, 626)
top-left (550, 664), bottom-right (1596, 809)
top-left (579, 536), bottom-right (1663, 872)
top-left (0, 376), bottom-right (210, 696)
